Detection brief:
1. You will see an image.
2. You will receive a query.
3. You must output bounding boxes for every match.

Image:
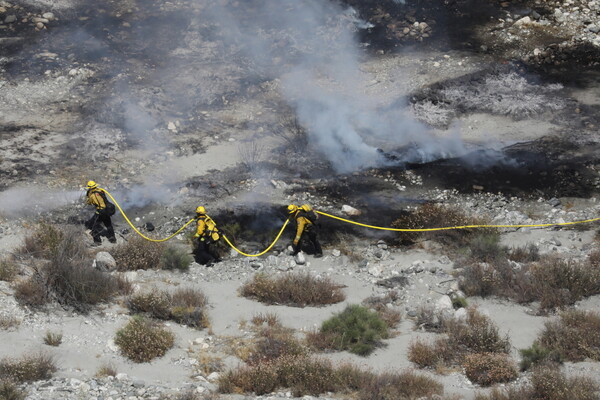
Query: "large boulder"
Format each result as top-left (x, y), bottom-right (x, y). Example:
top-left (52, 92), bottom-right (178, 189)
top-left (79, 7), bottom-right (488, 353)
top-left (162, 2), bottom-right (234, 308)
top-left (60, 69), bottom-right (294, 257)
top-left (94, 251), bottom-right (116, 272)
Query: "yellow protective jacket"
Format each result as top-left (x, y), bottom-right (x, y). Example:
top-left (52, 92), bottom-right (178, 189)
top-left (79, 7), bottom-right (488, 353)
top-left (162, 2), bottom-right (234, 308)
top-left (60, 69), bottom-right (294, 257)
top-left (86, 189), bottom-right (107, 212)
top-left (195, 215), bottom-right (220, 241)
top-left (292, 212), bottom-right (314, 245)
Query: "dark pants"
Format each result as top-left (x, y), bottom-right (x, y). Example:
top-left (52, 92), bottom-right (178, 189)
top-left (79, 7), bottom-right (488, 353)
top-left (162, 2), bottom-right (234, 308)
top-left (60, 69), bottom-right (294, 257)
top-left (194, 239), bottom-right (221, 265)
top-left (294, 228), bottom-right (322, 256)
top-left (89, 212), bottom-right (115, 243)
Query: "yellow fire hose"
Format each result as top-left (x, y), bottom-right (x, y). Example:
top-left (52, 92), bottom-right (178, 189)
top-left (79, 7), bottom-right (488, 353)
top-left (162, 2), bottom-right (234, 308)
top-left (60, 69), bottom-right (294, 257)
top-left (99, 188), bottom-right (600, 256)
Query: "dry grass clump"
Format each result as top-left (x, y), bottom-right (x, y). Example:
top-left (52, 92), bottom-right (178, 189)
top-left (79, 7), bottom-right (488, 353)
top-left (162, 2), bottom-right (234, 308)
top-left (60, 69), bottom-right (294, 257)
top-left (127, 287), bottom-right (209, 329)
top-left (408, 308), bottom-right (511, 377)
top-left (0, 316), bottom-right (20, 330)
top-left (537, 310), bottom-right (600, 362)
top-left (240, 272), bottom-right (345, 307)
top-left (160, 246), bottom-right (192, 271)
top-left (219, 356), bottom-right (444, 398)
top-left (463, 352), bottom-right (518, 386)
top-left (0, 258), bottom-right (18, 282)
top-left (18, 223), bottom-right (64, 258)
top-left (112, 237), bottom-right (165, 271)
top-left (361, 291), bottom-right (402, 329)
top-left (95, 362), bottom-right (117, 378)
top-left (391, 203), bottom-right (494, 245)
top-left (307, 305), bottom-right (389, 356)
top-left (0, 379), bottom-right (26, 400)
top-left (115, 316), bottom-right (175, 363)
top-left (246, 315), bottom-right (307, 366)
top-left (160, 391), bottom-right (221, 400)
top-left (459, 252), bottom-right (600, 311)
top-left (43, 331), bottom-right (62, 347)
top-left (15, 226), bottom-right (130, 312)
top-left (414, 305), bottom-right (447, 332)
top-left (474, 364), bottom-right (599, 400)
top-left (0, 353), bottom-right (56, 383)
top-left (507, 243), bottom-right (540, 263)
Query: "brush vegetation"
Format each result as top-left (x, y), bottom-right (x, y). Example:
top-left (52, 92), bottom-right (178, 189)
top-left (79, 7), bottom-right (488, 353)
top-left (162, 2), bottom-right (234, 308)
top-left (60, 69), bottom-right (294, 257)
top-left (14, 226), bottom-right (130, 312)
top-left (0, 353), bottom-right (56, 383)
top-left (240, 272), bottom-right (345, 307)
top-left (127, 287), bottom-right (209, 329)
top-left (307, 305), bottom-right (389, 356)
top-left (115, 316), bottom-right (175, 363)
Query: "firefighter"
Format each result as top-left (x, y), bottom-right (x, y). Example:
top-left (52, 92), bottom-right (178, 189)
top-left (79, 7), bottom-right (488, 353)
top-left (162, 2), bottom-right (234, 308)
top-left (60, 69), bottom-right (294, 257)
top-left (85, 180), bottom-right (116, 246)
top-left (193, 206), bottom-right (222, 265)
top-left (288, 204), bottom-right (322, 257)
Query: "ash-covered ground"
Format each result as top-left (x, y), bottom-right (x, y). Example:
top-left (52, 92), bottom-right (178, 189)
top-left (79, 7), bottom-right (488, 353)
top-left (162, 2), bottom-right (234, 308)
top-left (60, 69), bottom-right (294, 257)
top-left (1, 0), bottom-right (600, 399)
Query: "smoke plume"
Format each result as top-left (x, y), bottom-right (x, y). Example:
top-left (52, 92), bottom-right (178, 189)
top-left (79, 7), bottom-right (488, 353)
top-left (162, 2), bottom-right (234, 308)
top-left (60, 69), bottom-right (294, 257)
top-left (0, 187), bottom-right (81, 218)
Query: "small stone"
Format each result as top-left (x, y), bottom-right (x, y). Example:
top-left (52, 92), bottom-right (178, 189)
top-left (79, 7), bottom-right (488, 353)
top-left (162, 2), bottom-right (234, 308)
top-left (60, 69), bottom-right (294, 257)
top-left (4, 15), bottom-right (16, 24)
top-left (548, 197), bottom-right (561, 207)
top-left (116, 373), bottom-right (129, 381)
top-left (42, 12), bottom-right (55, 20)
top-left (368, 265), bottom-right (383, 277)
top-left (531, 10), bottom-right (541, 19)
top-left (35, 21), bottom-right (44, 29)
top-left (294, 252), bottom-right (306, 265)
top-left (515, 16), bottom-right (532, 25)
top-left (207, 372), bottom-right (220, 381)
top-left (94, 251), bottom-right (117, 271)
top-left (588, 24), bottom-right (600, 33)
top-left (332, 249), bottom-right (341, 257)
top-left (435, 295), bottom-right (453, 312)
top-left (376, 276), bottom-right (409, 288)
top-left (132, 380), bottom-right (145, 388)
top-left (341, 205), bottom-right (361, 216)
top-left (167, 121), bottom-right (177, 131)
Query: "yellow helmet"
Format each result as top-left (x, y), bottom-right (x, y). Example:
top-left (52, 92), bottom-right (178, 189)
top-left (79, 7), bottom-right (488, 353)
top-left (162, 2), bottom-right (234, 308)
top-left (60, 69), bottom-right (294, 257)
top-left (301, 204), bottom-right (312, 212)
top-left (196, 206), bottom-right (206, 214)
top-left (287, 204), bottom-right (298, 214)
top-left (86, 180), bottom-right (97, 190)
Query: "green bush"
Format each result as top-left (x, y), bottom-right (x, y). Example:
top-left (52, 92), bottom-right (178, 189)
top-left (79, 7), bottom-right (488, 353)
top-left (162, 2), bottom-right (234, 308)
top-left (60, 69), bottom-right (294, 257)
top-left (0, 353), bottom-right (56, 383)
top-left (115, 316), bottom-right (175, 363)
top-left (452, 296), bottom-right (468, 309)
top-left (160, 246), bottom-right (192, 271)
top-left (519, 342), bottom-right (562, 371)
top-left (312, 305), bottom-right (389, 356)
top-left (240, 272), bottom-right (345, 307)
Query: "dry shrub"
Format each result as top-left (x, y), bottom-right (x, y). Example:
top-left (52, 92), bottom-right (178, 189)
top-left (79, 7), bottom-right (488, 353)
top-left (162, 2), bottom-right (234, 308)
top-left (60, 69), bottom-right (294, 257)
top-left (475, 364), bottom-right (599, 400)
top-left (219, 355), bottom-right (443, 398)
top-left (468, 233), bottom-right (507, 263)
top-left (358, 370), bottom-right (444, 400)
top-left (113, 237), bottom-right (165, 271)
top-left (391, 203), bottom-right (493, 245)
top-left (162, 390), bottom-right (221, 400)
top-left (362, 291), bottom-right (402, 329)
top-left (538, 310), bottom-right (600, 362)
top-left (95, 362), bottom-right (117, 378)
top-left (459, 252), bottom-right (600, 310)
top-left (240, 272), bottom-right (345, 307)
top-left (247, 323), bottom-right (307, 365)
top-left (308, 305), bottom-right (389, 356)
top-left (408, 308), bottom-right (511, 371)
top-left (115, 316), bottom-right (175, 363)
top-left (127, 287), bottom-right (209, 329)
top-left (43, 331), bottom-right (62, 347)
top-left (0, 353), bottom-right (56, 383)
top-left (508, 243), bottom-right (540, 263)
top-left (530, 257), bottom-right (600, 309)
top-left (0, 316), bottom-right (20, 330)
top-left (18, 223), bottom-right (64, 258)
top-left (463, 352), bottom-right (518, 386)
top-left (15, 227), bottom-right (128, 311)
top-left (196, 351), bottom-right (224, 375)
top-left (414, 306), bottom-right (447, 332)
top-left (0, 258), bottom-right (18, 282)
top-left (0, 379), bottom-right (26, 400)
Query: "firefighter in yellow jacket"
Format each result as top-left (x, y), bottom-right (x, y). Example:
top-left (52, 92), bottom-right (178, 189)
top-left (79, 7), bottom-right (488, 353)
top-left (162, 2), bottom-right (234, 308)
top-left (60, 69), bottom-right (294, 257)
top-left (288, 204), bottom-right (322, 257)
top-left (85, 180), bottom-right (116, 245)
top-left (193, 206), bottom-right (222, 265)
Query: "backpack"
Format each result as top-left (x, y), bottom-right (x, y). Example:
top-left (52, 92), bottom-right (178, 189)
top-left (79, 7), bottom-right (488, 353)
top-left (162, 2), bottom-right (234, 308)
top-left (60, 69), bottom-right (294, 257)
top-left (99, 192), bottom-right (116, 216)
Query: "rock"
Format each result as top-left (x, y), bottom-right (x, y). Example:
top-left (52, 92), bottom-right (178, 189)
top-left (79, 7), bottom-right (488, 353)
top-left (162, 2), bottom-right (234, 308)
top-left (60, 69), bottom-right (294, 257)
top-left (533, 48), bottom-right (542, 56)
top-left (548, 197), bottom-right (561, 207)
top-left (407, 310), bottom-right (418, 317)
top-left (332, 249), bottom-right (341, 257)
top-left (531, 10), bottom-right (541, 19)
top-left (250, 262), bottom-right (263, 270)
top-left (368, 265), bottom-right (383, 277)
top-left (167, 121), bottom-right (177, 131)
top-left (4, 14), bottom-right (16, 23)
top-left (42, 12), bottom-right (55, 21)
top-left (144, 222), bottom-right (155, 231)
top-left (33, 17), bottom-right (49, 23)
top-left (94, 252), bottom-right (117, 271)
top-left (35, 21), bottom-right (44, 29)
top-left (358, 259), bottom-right (369, 269)
top-left (434, 295), bottom-right (453, 312)
top-left (115, 373), bottom-right (129, 381)
top-left (454, 307), bottom-right (467, 321)
top-left (132, 380), bottom-right (145, 388)
top-left (377, 240), bottom-right (388, 250)
top-left (294, 252), bottom-right (306, 265)
top-left (588, 24), bottom-right (600, 33)
top-left (376, 276), bottom-right (409, 288)
top-left (515, 16), bottom-right (532, 25)
top-left (207, 372), bottom-right (220, 381)
top-left (341, 205), bottom-right (361, 216)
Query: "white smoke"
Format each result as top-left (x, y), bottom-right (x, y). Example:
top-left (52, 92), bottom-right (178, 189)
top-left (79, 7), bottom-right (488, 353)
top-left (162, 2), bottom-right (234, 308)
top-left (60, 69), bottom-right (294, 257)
top-left (205, 0), bottom-right (462, 173)
top-left (0, 187), bottom-right (81, 218)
